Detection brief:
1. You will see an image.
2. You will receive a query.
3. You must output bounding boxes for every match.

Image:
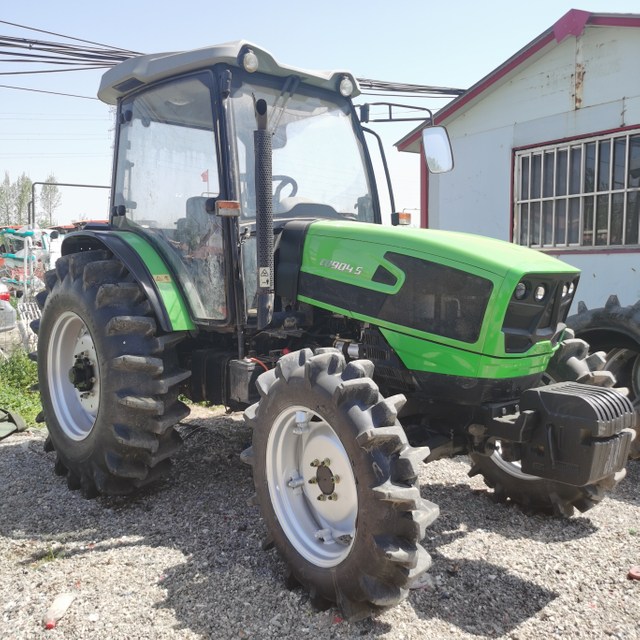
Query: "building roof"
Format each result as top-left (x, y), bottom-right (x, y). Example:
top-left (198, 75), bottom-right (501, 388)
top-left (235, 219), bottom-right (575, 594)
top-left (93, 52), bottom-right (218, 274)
top-left (396, 9), bottom-right (640, 153)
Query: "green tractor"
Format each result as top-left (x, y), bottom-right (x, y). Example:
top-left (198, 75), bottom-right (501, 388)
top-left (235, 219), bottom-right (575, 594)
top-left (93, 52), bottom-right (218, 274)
top-left (33, 42), bottom-right (635, 619)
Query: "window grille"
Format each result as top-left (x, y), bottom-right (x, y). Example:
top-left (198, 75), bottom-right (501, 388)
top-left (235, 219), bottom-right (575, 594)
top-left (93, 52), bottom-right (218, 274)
top-left (514, 131), bottom-right (640, 248)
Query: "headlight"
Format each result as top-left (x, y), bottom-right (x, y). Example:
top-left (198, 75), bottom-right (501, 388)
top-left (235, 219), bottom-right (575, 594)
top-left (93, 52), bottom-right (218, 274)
top-left (514, 282), bottom-right (527, 300)
top-left (562, 284), bottom-right (568, 297)
top-left (534, 285), bottom-right (546, 302)
top-left (568, 282), bottom-right (575, 296)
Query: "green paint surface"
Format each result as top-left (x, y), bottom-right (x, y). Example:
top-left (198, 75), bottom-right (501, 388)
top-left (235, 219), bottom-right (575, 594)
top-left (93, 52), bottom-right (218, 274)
top-left (300, 221), bottom-right (580, 378)
top-left (304, 221), bottom-right (581, 278)
top-left (114, 232), bottom-right (195, 331)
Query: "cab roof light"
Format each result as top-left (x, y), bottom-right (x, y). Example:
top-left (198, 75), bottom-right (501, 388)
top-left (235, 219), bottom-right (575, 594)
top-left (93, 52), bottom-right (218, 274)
top-left (243, 49), bottom-right (259, 73)
top-left (339, 75), bottom-right (354, 97)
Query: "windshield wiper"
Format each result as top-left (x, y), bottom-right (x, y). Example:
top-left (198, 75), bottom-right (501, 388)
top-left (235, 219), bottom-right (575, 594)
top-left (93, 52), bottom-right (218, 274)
top-left (268, 75), bottom-right (300, 134)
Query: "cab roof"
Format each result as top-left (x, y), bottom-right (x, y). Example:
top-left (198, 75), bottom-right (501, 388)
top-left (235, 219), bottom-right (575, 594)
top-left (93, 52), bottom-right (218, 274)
top-left (98, 40), bottom-right (360, 104)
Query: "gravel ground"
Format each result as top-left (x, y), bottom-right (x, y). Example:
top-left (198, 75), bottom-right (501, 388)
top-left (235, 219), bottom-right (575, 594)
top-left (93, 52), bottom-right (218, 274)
top-left (1, 405), bottom-right (638, 640)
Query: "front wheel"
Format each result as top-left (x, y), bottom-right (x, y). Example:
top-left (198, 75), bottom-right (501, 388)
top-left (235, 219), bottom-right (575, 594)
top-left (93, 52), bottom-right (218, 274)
top-left (245, 348), bottom-right (439, 620)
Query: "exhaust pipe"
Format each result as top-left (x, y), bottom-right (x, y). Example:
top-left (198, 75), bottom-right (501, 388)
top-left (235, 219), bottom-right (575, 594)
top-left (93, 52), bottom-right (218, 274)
top-left (254, 98), bottom-right (274, 329)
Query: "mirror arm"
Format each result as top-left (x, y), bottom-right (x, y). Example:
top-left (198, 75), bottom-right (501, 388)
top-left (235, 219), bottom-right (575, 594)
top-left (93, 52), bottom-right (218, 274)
top-left (355, 102), bottom-right (433, 124)
top-left (362, 126), bottom-right (396, 214)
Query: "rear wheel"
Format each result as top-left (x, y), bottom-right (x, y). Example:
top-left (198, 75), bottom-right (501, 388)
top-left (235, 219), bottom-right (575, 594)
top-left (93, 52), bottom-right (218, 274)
top-left (34, 250), bottom-right (191, 497)
top-left (568, 295), bottom-right (640, 458)
top-left (245, 348), bottom-right (439, 620)
top-left (468, 329), bottom-right (625, 517)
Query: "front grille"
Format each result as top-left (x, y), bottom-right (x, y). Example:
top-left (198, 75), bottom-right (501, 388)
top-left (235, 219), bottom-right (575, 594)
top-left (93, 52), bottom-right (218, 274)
top-left (375, 365), bottom-right (412, 390)
top-left (502, 273), bottom-right (579, 353)
top-left (361, 328), bottom-right (414, 392)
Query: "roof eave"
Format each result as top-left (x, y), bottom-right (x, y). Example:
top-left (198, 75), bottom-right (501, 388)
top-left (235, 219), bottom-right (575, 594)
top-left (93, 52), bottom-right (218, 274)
top-left (396, 25), bottom-right (556, 153)
top-left (396, 10), bottom-right (640, 153)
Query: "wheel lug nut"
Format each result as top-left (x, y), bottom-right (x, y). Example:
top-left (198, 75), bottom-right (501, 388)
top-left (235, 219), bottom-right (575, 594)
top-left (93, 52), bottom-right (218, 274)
top-left (308, 477), bottom-right (317, 484)
top-left (310, 459), bottom-right (320, 467)
top-left (317, 494), bottom-right (326, 501)
top-left (322, 458), bottom-right (330, 467)
top-left (327, 492), bottom-right (338, 501)
top-left (331, 475), bottom-right (340, 484)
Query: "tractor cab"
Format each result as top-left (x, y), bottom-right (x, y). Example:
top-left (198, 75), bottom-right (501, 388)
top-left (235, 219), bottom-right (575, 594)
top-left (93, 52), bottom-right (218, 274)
top-left (101, 42), bottom-right (380, 325)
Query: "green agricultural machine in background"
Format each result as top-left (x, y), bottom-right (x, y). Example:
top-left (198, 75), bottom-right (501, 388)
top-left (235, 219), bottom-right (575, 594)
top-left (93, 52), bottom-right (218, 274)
top-left (32, 42), bottom-right (635, 619)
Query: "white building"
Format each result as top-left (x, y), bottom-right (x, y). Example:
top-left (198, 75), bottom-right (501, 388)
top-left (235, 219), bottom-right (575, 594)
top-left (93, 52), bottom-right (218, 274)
top-left (396, 9), bottom-right (640, 310)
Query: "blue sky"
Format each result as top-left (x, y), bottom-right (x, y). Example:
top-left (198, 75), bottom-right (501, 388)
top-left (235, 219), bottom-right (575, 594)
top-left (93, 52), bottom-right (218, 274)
top-left (2, 0), bottom-right (640, 224)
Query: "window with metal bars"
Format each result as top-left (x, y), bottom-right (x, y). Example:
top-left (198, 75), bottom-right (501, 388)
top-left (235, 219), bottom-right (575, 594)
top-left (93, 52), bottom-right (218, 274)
top-left (514, 131), bottom-right (640, 249)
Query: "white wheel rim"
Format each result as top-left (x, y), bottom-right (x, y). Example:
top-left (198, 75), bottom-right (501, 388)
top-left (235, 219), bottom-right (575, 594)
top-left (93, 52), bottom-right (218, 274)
top-left (490, 441), bottom-right (538, 480)
top-left (266, 406), bottom-right (358, 568)
top-left (47, 311), bottom-right (100, 441)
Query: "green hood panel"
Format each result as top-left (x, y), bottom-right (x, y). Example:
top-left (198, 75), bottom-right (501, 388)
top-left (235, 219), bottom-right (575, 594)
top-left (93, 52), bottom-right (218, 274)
top-left (305, 221), bottom-right (580, 278)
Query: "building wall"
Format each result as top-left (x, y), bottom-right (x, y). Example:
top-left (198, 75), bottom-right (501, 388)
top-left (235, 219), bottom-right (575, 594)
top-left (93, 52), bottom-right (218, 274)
top-left (429, 25), bottom-right (640, 309)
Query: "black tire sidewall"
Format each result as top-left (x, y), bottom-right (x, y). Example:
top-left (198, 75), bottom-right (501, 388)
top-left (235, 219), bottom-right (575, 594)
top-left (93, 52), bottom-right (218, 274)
top-left (253, 373), bottom-right (395, 603)
top-left (38, 275), bottom-right (113, 468)
top-left (468, 451), bottom-right (593, 507)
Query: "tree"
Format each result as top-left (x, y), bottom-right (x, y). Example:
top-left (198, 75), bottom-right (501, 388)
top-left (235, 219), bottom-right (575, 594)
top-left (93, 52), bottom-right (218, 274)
top-left (13, 173), bottom-right (32, 226)
top-left (39, 174), bottom-right (62, 227)
top-left (0, 172), bottom-right (11, 225)
top-left (0, 172), bottom-right (32, 226)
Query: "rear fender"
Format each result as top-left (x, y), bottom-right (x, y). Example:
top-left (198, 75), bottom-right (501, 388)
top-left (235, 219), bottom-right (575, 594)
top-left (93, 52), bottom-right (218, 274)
top-left (61, 229), bottom-right (195, 333)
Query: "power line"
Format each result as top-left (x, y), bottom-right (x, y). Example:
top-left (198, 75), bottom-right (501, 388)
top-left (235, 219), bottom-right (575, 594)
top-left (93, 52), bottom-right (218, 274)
top-left (0, 25), bottom-right (465, 101)
top-left (357, 78), bottom-right (464, 98)
top-left (0, 83), bottom-right (98, 100)
top-left (0, 67), bottom-right (107, 76)
top-left (0, 19), bottom-right (140, 54)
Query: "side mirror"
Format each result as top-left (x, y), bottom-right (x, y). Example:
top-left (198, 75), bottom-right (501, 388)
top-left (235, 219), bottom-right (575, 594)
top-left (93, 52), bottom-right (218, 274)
top-left (421, 126), bottom-right (454, 174)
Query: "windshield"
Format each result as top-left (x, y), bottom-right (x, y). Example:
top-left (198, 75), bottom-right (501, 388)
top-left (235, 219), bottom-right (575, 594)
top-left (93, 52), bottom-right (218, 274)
top-left (227, 71), bottom-right (376, 223)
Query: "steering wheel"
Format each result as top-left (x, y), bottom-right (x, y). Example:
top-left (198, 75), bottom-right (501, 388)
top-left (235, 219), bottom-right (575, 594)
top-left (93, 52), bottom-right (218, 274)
top-left (272, 175), bottom-right (298, 205)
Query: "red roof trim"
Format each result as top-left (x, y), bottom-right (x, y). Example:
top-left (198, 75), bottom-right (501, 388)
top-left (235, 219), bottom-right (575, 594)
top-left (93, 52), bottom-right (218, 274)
top-left (397, 10), bottom-right (640, 153)
top-left (553, 9), bottom-right (590, 42)
top-left (436, 33), bottom-right (555, 126)
top-left (590, 16), bottom-right (640, 28)
top-left (542, 247), bottom-right (640, 256)
top-left (397, 31), bottom-right (555, 151)
top-left (513, 123), bottom-right (640, 153)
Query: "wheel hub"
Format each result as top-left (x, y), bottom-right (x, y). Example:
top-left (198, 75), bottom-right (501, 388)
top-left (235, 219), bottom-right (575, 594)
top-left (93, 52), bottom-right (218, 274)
top-left (47, 311), bottom-right (100, 441)
top-left (266, 406), bottom-right (358, 567)
top-left (68, 356), bottom-right (95, 392)
top-left (316, 464), bottom-right (335, 495)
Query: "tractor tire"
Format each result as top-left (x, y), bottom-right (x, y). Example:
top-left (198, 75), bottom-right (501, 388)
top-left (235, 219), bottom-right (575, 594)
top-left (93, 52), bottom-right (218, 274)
top-left (468, 328), bottom-right (627, 517)
top-left (32, 249), bottom-right (191, 497)
top-left (244, 348), bottom-right (439, 620)
top-left (568, 294), bottom-right (640, 458)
